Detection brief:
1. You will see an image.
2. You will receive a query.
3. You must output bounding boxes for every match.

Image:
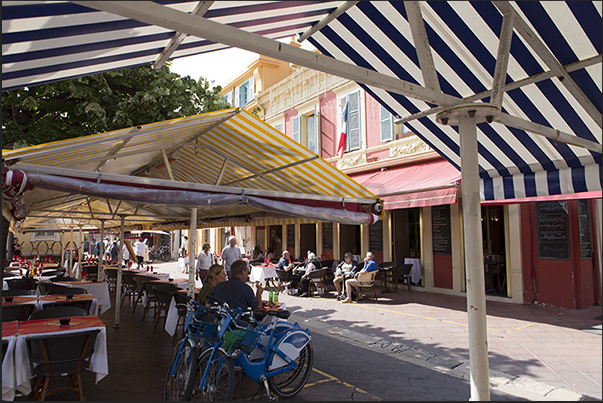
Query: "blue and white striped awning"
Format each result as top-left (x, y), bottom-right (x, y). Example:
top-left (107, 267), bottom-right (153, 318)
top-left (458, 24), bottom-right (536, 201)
top-left (2, 1), bottom-right (601, 202)
top-left (307, 1), bottom-right (602, 201)
top-left (2, 1), bottom-right (343, 91)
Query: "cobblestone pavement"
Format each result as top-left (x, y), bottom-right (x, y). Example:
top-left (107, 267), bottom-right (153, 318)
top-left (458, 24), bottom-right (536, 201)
top-left (163, 262), bottom-right (603, 401)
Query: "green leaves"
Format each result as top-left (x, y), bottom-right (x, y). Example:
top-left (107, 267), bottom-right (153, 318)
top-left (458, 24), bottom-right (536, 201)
top-left (2, 65), bottom-right (230, 149)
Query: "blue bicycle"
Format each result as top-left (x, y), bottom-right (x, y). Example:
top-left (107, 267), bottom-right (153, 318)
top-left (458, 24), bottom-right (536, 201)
top-left (162, 300), bottom-right (223, 401)
top-left (186, 297), bottom-right (313, 401)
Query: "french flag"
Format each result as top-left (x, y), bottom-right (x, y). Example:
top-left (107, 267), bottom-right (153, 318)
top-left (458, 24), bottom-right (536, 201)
top-left (337, 100), bottom-right (348, 158)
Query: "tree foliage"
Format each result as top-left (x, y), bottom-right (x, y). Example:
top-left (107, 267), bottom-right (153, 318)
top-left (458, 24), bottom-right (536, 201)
top-left (2, 64), bottom-right (231, 149)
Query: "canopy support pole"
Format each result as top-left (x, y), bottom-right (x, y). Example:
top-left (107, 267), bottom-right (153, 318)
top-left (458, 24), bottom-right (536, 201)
top-left (188, 208), bottom-right (197, 298)
top-left (114, 215), bottom-right (125, 328)
top-left (98, 220), bottom-right (105, 280)
top-left (76, 225), bottom-right (83, 279)
top-left (69, 226), bottom-right (74, 274)
top-left (459, 114), bottom-right (490, 401)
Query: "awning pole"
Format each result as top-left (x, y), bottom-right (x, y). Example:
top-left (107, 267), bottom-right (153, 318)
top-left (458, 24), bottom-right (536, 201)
top-left (69, 226), bottom-right (74, 275)
top-left (114, 215), bottom-right (125, 328)
top-left (97, 220), bottom-right (105, 281)
top-left (76, 225), bottom-right (83, 279)
top-left (188, 208), bottom-right (197, 298)
top-left (459, 114), bottom-right (490, 401)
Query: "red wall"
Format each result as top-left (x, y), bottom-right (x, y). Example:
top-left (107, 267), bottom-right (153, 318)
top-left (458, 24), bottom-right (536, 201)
top-left (520, 200), bottom-right (600, 309)
top-left (433, 254), bottom-right (453, 289)
top-left (320, 90), bottom-right (337, 159)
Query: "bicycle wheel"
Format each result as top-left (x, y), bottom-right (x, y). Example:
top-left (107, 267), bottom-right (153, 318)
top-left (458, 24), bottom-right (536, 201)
top-left (149, 252), bottom-right (157, 263)
top-left (268, 342), bottom-right (313, 399)
top-left (161, 251), bottom-right (171, 262)
top-left (187, 347), bottom-right (235, 401)
top-left (163, 338), bottom-right (197, 401)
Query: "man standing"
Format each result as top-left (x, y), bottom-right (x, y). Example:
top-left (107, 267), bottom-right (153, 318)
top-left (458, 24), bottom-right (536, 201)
top-left (134, 238), bottom-right (146, 268)
top-left (221, 235), bottom-right (241, 278)
top-left (207, 260), bottom-right (263, 310)
top-left (341, 251), bottom-right (378, 303)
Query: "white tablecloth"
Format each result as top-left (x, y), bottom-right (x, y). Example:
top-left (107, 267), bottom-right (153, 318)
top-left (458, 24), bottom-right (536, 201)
top-left (249, 265), bottom-right (278, 287)
top-left (404, 258), bottom-right (422, 284)
top-left (2, 319), bottom-right (108, 401)
top-left (36, 280), bottom-right (111, 314)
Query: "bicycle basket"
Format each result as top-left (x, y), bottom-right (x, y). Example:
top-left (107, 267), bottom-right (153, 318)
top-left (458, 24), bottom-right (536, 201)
top-left (188, 309), bottom-right (221, 344)
top-left (222, 327), bottom-right (258, 354)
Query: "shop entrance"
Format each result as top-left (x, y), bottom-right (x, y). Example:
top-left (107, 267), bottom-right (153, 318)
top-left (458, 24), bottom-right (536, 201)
top-left (339, 224), bottom-right (361, 261)
top-left (299, 224), bottom-right (317, 259)
top-left (393, 208), bottom-right (421, 265)
top-left (268, 225), bottom-right (282, 257)
top-left (482, 205), bottom-right (507, 297)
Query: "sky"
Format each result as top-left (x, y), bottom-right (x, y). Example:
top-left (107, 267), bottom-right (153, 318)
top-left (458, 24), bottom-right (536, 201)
top-left (169, 38), bottom-right (317, 88)
top-left (169, 47), bottom-right (257, 87)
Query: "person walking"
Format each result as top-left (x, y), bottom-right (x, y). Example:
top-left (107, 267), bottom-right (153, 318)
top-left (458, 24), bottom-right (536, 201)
top-left (134, 238), bottom-right (146, 268)
top-left (196, 242), bottom-right (215, 282)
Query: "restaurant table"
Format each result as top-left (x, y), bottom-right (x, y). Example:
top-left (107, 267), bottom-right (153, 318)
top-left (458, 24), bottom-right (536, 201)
top-left (36, 280), bottom-right (111, 314)
top-left (122, 268), bottom-right (170, 280)
top-left (404, 257), bottom-right (422, 284)
top-left (2, 315), bottom-right (108, 401)
top-left (249, 264), bottom-right (278, 287)
top-left (38, 294), bottom-right (99, 315)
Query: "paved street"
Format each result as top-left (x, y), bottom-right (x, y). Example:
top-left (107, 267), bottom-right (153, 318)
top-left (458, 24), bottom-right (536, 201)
top-left (159, 260), bottom-right (601, 401)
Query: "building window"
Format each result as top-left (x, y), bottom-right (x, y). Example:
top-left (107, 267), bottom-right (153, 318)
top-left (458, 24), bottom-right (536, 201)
top-left (307, 114), bottom-right (318, 154)
top-left (239, 76), bottom-right (255, 107)
top-left (292, 116), bottom-right (301, 143)
top-left (340, 91), bottom-right (361, 154)
top-left (380, 104), bottom-right (393, 142)
top-left (291, 113), bottom-right (319, 154)
top-left (224, 92), bottom-right (233, 107)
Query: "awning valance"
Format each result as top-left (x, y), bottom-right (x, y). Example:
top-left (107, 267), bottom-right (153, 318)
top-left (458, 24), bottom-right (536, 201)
top-left (350, 159), bottom-right (461, 210)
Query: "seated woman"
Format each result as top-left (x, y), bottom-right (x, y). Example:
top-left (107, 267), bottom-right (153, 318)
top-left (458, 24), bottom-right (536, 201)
top-left (334, 252), bottom-right (358, 300)
top-left (197, 264), bottom-right (227, 306)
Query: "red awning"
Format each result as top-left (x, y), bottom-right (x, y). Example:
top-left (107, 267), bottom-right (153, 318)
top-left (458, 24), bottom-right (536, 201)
top-left (350, 159), bottom-right (461, 210)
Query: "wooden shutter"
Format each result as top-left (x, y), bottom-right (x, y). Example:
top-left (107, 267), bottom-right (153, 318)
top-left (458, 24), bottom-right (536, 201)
top-left (292, 115), bottom-right (301, 143)
top-left (380, 104), bottom-right (393, 142)
top-left (347, 91), bottom-right (361, 151)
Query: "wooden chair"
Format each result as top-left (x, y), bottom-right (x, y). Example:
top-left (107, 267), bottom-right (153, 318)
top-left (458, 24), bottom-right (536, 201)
top-left (307, 268), bottom-right (329, 297)
top-left (274, 269), bottom-right (292, 294)
top-left (392, 263), bottom-right (413, 293)
top-left (120, 271), bottom-right (139, 307)
top-left (28, 305), bottom-right (87, 320)
top-left (104, 267), bottom-right (118, 295)
top-left (152, 283), bottom-right (177, 334)
top-left (2, 304), bottom-right (35, 322)
top-left (356, 270), bottom-right (379, 302)
top-left (26, 329), bottom-right (100, 401)
top-left (131, 275), bottom-right (159, 314)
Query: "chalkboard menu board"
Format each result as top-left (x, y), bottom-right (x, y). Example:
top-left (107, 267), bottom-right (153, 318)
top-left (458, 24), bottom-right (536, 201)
top-left (577, 200), bottom-right (592, 260)
top-left (322, 222), bottom-right (333, 249)
top-left (287, 224), bottom-right (295, 248)
top-left (537, 201), bottom-right (570, 260)
top-left (369, 220), bottom-right (383, 251)
top-left (432, 205), bottom-right (451, 255)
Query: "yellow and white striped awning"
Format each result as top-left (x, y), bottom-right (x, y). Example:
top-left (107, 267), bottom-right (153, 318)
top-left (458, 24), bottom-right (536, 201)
top-left (3, 108), bottom-right (381, 232)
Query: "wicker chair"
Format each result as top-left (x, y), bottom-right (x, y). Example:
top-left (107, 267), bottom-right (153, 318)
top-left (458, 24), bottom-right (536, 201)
top-left (26, 329), bottom-right (100, 400)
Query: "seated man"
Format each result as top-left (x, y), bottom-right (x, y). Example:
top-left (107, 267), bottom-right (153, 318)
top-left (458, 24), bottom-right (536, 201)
top-left (341, 251), bottom-right (378, 303)
top-left (277, 250), bottom-right (301, 293)
top-left (207, 260), bottom-right (263, 310)
top-left (334, 252), bottom-right (358, 300)
top-left (296, 252), bottom-right (322, 297)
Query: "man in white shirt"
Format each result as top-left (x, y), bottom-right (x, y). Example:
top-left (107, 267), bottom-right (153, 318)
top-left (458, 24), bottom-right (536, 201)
top-left (221, 236), bottom-right (241, 278)
top-left (134, 238), bottom-right (146, 268)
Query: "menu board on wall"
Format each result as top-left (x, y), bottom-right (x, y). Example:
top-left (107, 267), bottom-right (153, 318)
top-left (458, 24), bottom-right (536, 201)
top-left (369, 220), bottom-right (383, 251)
top-left (287, 224), bottom-right (295, 248)
top-left (577, 200), bottom-right (592, 260)
top-left (537, 201), bottom-right (570, 260)
top-left (322, 222), bottom-right (333, 250)
top-left (432, 205), bottom-right (451, 255)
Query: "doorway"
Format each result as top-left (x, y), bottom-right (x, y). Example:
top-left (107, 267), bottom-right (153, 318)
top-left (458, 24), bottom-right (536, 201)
top-left (299, 224), bottom-right (317, 258)
top-left (268, 225), bottom-right (282, 256)
top-left (482, 205), bottom-right (507, 297)
top-left (339, 224), bottom-right (361, 261)
top-left (393, 208), bottom-right (421, 265)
